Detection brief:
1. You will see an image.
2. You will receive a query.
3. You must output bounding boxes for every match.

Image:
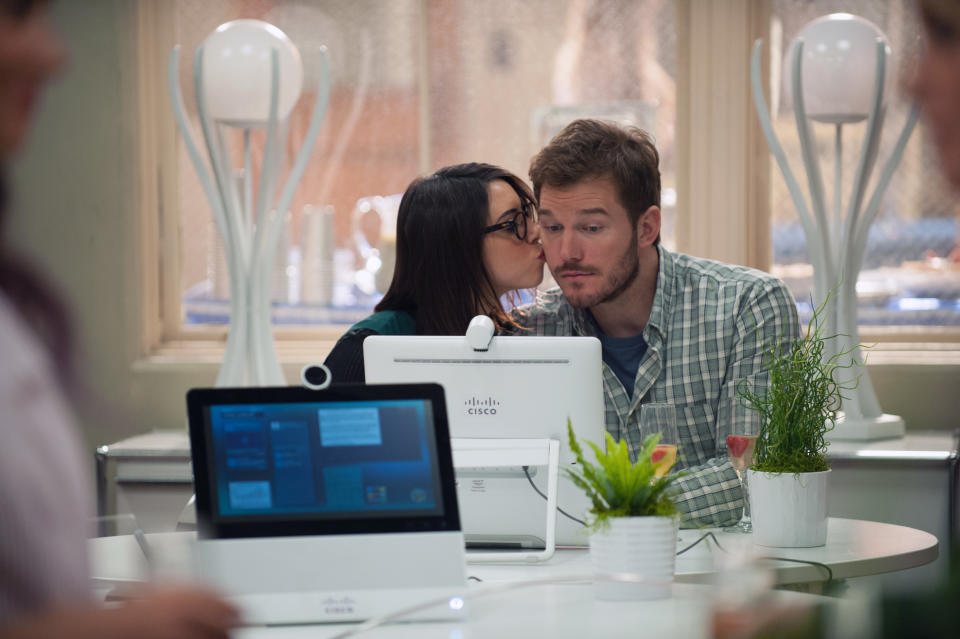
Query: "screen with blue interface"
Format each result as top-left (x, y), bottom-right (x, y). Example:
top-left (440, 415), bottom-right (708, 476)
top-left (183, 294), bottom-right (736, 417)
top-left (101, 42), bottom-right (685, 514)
top-left (207, 399), bottom-right (444, 519)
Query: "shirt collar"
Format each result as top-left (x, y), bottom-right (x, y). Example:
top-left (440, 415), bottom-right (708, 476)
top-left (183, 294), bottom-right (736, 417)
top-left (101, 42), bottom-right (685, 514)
top-left (646, 244), bottom-right (674, 342)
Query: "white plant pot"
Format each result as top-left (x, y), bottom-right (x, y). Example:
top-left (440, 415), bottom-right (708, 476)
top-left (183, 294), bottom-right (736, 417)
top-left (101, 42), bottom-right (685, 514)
top-left (589, 516), bottom-right (678, 601)
top-left (748, 469), bottom-right (830, 547)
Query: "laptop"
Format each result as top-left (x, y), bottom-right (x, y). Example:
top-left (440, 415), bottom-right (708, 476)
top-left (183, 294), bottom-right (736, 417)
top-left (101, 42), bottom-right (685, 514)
top-left (186, 383), bottom-right (466, 625)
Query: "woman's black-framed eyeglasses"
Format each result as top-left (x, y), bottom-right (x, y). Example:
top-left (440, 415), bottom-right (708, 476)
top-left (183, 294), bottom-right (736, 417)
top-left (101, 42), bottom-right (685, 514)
top-left (482, 201), bottom-right (538, 241)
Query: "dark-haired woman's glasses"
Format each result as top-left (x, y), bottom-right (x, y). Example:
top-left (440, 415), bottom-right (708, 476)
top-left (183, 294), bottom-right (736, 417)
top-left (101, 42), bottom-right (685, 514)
top-left (482, 202), bottom-right (538, 241)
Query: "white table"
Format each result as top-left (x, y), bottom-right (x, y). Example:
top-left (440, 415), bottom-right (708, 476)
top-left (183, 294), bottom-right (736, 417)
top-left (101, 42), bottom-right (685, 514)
top-left (96, 426), bottom-right (956, 595)
top-left (90, 517), bottom-right (937, 589)
top-left (89, 518), bottom-right (930, 638)
top-left (230, 584), bottom-right (840, 639)
top-left (469, 518), bottom-right (938, 587)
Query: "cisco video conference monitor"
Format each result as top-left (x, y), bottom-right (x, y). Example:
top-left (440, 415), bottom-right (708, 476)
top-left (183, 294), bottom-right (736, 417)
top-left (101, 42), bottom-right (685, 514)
top-left (186, 383), bottom-right (460, 539)
top-left (364, 335), bottom-right (604, 548)
top-left (185, 383), bottom-right (466, 625)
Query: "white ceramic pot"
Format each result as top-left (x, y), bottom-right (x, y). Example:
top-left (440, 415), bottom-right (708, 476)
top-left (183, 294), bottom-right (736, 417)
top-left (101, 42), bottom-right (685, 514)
top-left (748, 469), bottom-right (830, 547)
top-left (589, 516), bottom-right (679, 601)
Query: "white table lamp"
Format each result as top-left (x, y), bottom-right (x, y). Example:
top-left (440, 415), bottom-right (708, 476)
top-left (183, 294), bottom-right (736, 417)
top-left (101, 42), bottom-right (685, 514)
top-left (201, 20), bottom-right (304, 126)
top-left (752, 13), bottom-right (919, 440)
top-left (782, 13), bottom-right (894, 124)
top-left (168, 20), bottom-right (330, 386)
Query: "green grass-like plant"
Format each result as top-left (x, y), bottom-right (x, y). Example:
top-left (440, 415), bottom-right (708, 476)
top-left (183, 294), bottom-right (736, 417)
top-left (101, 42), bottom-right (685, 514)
top-left (737, 298), bottom-right (861, 474)
top-left (565, 419), bottom-right (682, 532)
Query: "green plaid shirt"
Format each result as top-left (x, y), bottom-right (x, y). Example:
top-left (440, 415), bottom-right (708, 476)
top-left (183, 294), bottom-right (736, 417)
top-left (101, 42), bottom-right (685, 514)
top-left (512, 246), bottom-right (799, 528)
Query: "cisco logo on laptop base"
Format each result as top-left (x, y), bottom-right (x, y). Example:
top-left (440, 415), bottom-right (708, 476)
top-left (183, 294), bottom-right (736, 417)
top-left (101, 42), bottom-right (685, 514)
top-left (322, 596), bottom-right (356, 616)
top-left (465, 396), bottom-right (499, 416)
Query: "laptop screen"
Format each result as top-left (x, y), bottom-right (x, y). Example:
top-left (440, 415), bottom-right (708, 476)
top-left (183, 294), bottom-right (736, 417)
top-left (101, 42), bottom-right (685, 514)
top-left (187, 384), bottom-right (460, 539)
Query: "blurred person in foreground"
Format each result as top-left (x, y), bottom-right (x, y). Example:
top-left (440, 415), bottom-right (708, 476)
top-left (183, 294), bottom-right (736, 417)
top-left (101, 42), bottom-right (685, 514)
top-left (912, 0), bottom-right (960, 188)
top-left (725, 2), bottom-right (960, 638)
top-left (875, 2), bottom-right (960, 635)
top-left (0, 1), bottom-right (237, 637)
top-left (913, 0), bottom-right (960, 264)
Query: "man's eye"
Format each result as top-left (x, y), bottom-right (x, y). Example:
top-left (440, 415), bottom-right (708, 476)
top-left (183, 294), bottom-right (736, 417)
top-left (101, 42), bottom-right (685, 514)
top-left (583, 225), bottom-right (602, 233)
top-left (543, 225), bottom-right (562, 232)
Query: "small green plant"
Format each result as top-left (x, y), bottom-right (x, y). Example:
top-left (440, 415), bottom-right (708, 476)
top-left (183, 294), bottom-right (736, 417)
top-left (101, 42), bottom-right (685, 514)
top-left (565, 419), bottom-right (683, 532)
top-left (737, 298), bottom-right (860, 474)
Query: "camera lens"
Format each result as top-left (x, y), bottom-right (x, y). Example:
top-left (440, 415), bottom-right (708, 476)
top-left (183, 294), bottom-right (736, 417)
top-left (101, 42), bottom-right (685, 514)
top-left (300, 363), bottom-right (332, 390)
top-left (304, 366), bottom-right (328, 386)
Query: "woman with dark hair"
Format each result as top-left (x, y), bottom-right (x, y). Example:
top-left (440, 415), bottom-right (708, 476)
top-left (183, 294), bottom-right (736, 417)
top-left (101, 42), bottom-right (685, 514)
top-left (323, 162), bottom-right (545, 383)
top-left (0, 2), bottom-right (237, 637)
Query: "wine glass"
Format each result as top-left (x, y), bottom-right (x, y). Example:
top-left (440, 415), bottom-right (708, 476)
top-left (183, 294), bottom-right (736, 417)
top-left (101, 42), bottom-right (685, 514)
top-left (722, 393), bottom-right (759, 534)
top-left (640, 403), bottom-right (679, 477)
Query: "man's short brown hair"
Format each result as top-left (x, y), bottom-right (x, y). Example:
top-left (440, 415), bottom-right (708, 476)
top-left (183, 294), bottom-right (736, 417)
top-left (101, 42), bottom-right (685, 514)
top-left (529, 119), bottom-right (661, 229)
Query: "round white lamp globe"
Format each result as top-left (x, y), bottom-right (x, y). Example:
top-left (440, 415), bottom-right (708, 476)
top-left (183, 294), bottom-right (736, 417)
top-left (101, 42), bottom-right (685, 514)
top-left (201, 19), bottom-right (304, 127)
top-left (783, 13), bottom-right (894, 124)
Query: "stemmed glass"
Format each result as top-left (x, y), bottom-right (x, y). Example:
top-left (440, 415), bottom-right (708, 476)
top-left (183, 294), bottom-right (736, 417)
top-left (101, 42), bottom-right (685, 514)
top-left (639, 403), bottom-right (679, 477)
top-left (722, 394), bottom-right (759, 533)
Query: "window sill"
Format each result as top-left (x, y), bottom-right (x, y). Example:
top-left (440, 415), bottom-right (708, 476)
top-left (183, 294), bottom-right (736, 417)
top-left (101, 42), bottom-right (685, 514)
top-left (131, 338), bottom-right (960, 373)
top-left (860, 343), bottom-right (960, 366)
top-left (133, 338), bottom-right (339, 373)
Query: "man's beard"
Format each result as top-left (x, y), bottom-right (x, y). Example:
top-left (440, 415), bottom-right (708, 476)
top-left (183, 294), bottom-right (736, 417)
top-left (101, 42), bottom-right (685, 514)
top-left (559, 229), bottom-right (640, 309)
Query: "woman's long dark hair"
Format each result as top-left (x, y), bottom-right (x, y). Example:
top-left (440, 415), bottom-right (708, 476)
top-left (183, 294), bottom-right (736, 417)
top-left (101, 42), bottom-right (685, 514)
top-left (375, 163), bottom-right (536, 335)
top-left (0, 176), bottom-right (74, 385)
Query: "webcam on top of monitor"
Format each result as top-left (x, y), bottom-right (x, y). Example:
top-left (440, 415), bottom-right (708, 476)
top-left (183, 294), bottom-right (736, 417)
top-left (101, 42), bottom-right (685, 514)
top-left (300, 363), bottom-right (332, 390)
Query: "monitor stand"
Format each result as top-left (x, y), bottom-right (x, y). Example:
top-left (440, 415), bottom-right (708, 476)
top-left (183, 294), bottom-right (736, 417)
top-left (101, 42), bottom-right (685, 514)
top-left (452, 438), bottom-right (559, 563)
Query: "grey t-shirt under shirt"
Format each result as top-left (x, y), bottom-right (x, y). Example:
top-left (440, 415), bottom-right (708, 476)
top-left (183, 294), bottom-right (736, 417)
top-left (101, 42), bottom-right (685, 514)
top-left (592, 317), bottom-right (648, 399)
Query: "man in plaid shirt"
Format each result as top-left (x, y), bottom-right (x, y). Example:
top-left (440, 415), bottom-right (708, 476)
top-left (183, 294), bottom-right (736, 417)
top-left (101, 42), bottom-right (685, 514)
top-left (514, 119), bottom-right (800, 528)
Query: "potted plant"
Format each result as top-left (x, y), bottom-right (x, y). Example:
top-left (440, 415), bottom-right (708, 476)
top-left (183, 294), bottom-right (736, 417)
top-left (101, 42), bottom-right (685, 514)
top-left (738, 301), bottom-right (858, 548)
top-left (565, 420), bottom-right (683, 601)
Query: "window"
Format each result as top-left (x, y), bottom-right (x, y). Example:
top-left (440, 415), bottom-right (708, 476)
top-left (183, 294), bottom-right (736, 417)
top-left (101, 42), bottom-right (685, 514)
top-left (770, 0), bottom-right (960, 333)
top-left (153, 0), bottom-right (959, 353)
top-left (172, 1), bottom-right (422, 332)
top-left (166, 0), bottom-right (677, 334)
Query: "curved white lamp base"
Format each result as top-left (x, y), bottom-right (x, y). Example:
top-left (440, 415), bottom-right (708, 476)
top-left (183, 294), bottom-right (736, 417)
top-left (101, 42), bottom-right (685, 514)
top-left (828, 413), bottom-right (905, 441)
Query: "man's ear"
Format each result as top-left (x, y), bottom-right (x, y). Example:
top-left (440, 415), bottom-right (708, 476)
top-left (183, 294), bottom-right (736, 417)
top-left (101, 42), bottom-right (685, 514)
top-left (636, 205), bottom-right (661, 247)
